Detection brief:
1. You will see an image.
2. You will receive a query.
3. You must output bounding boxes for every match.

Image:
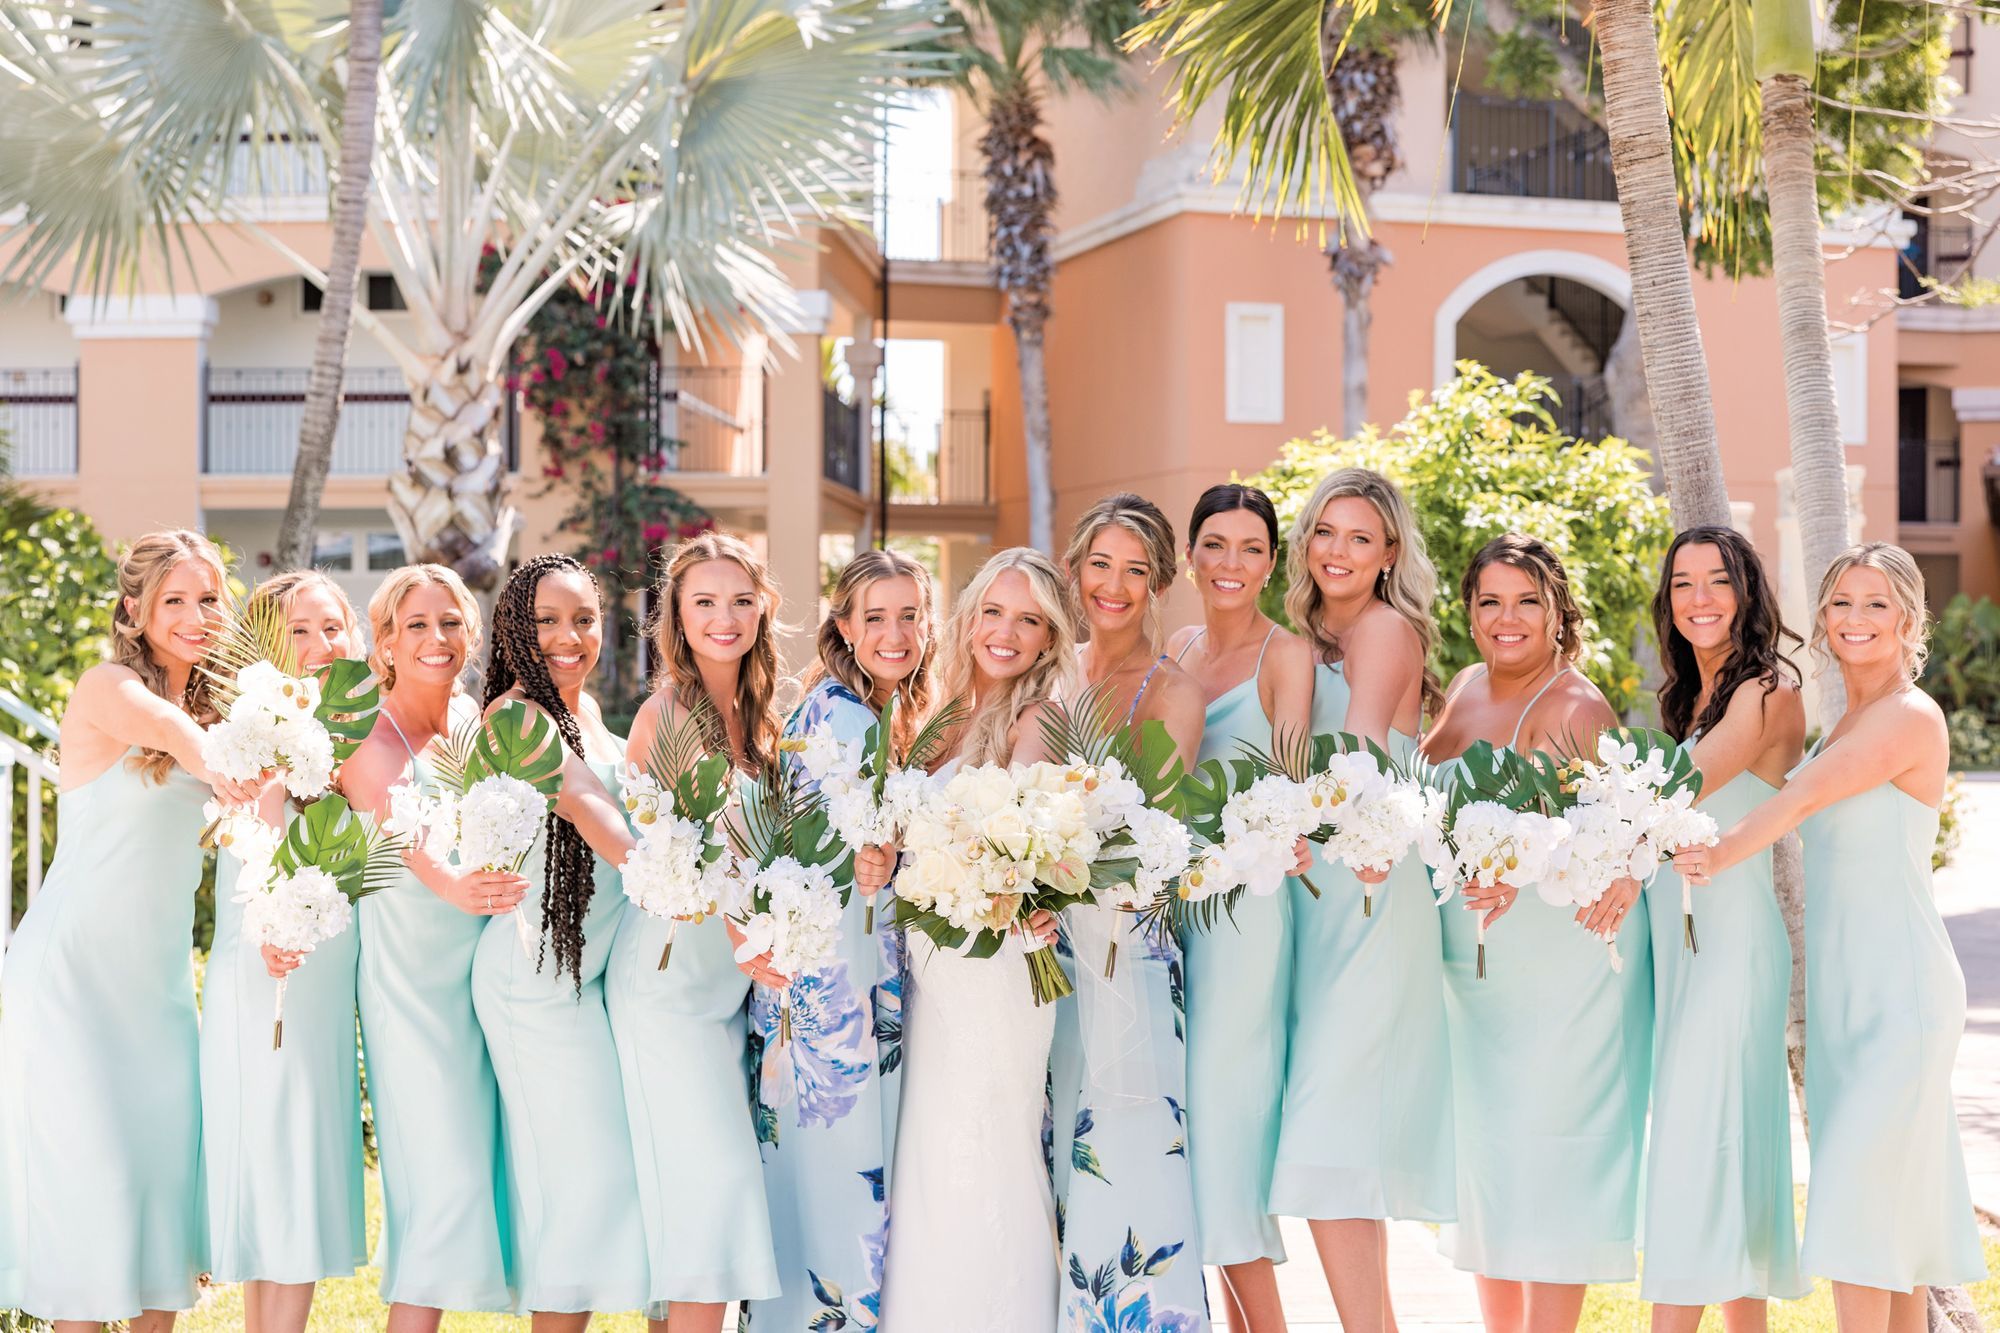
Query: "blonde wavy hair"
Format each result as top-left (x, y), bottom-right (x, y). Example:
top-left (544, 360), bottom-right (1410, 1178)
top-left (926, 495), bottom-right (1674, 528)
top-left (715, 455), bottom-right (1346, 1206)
top-left (803, 548), bottom-right (937, 754)
top-left (1809, 541), bottom-right (1932, 682)
top-left (1063, 492), bottom-right (1178, 649)
top-left (249, 569), bottom-right (363, 660)
top-left (365, 564), bottom-right (482, 692)
top-left (1284, 468), bottom-right (1443, 713)
top-left (114, 529), bottom-right (228, 782)
top-left (646, 532), bottom-right (783, 770)
top-left (934, 548), bottom-right (1082, 767)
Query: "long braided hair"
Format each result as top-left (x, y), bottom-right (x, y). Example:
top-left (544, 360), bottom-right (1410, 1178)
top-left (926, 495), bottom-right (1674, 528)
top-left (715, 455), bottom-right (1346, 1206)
top-left (485, 553), bottom-right (600, 987)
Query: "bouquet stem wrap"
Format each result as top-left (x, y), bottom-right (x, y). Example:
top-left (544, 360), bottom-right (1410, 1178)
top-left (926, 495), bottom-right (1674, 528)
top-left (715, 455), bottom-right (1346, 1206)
top-left (272, 975), bottom-right (289, 1050)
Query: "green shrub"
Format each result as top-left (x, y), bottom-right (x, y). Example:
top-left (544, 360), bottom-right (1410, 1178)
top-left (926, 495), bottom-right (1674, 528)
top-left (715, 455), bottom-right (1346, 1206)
top-left (1244, 364), bottom-right (1673, 715)
top-left (1945, 709), bottom-right (2000, 772)
top-left (1924, 595), bottom-right (2000, 768)
top-left (1934, 774), bottom-right (1964, 871)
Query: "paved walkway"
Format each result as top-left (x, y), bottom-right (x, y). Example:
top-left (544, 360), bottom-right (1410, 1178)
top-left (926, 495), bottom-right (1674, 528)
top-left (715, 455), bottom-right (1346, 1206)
top-left (1210, 774), bottom-right (2000, 1329)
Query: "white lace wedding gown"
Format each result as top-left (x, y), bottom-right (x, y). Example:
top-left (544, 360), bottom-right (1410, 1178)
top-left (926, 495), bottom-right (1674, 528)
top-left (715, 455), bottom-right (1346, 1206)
top-left (882, 764), bottom-right (1060, 1332)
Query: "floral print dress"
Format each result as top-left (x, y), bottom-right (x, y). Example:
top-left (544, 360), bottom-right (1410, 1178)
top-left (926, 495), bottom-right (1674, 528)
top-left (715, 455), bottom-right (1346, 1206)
top-left (744, 679), bottom-right (906, 1330)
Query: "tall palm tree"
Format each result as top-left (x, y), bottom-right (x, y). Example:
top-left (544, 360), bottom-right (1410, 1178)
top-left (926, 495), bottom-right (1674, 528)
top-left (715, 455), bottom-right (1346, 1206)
top-left (1, 0), bottom-right (942, 587)
top-left (275, 0), bottom-right (382, 574)
top-left (937, 0), bottom-right (1139, 555)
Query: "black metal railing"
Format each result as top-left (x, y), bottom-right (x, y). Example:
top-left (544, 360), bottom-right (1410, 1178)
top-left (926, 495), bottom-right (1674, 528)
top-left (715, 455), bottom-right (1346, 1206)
top-left (1532, 275), bottom-right (1625, 364)
top-left (1452, 94), bottom-right (1617, 203)
top-left (823, 388), bottom-right (864, 489)
top-left (1899, 438), bottom-right (1961, 523)
top-left (888, 407), bottom-right (992, 505)
top-left (876, 168), bottom-right (990, 264)
top-left (1544, 373), bottom-right (1615, 441)
top-left (648, 364), bottom-right (761, 475)
top-left (0, 368), bottom-right (79, 475)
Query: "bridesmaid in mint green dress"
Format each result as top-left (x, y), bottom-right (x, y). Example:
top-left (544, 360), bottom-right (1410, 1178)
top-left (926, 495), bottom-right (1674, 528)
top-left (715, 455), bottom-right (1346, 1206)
top-left (201, 572), bottom-right (368, 1329)
top-left (1642, 528), bottom-right (1806, 1322)
top-left (0, 529), bottom-right (235, 1327)
top-left (1167, 484), bottom-right (1315, 1333)
top-left (337, 565), bottom-right (528, 1320)
top-left (470, 554), bottom-right (648, 1319)
top-left (606, 533), bottom-right (783, 1329)
top-left (1421, 535), bottom-right (1651, 1333)
top-left (1272, 472), bottom-right (1453, 1333)
top-left (1674, 543), bottom-right (1985, 1330)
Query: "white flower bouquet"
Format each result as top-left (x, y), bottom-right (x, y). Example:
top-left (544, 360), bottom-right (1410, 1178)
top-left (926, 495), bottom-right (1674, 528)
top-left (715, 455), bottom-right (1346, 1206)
top-left (1418, 762), bottom-right (1571, 980)
top-left (200, 660), bottom-right (337, 799)
top-left (615, 706), bottom-right (743, 970)
top-left (730, 763), bottom-right (862, 1040)
top-left (1303, 746), bottom-right (1430, 916)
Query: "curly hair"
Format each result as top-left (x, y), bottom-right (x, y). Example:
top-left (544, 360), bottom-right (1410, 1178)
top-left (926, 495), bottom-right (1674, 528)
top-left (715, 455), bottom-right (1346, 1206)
top-left (646, 532), bottom-right (783, 771)
top-left (1064, 492), bottom-right (1178, 650)
top-left (802, 548), bottom-right (937, 753)
top-left (114, 530), bottom-right (227, 783)
top-left (1283, 468), bottom-right (1444, 714)
top-left (1652, 526), bottom-right (1800, 741)
top-left (1460, 532), bottom-right (1585, 662)
top-left (933, 548), bottom-right (1082, 767)
top-left (1809, 541), bottom-right (1932, 682)
top-left (484, 554), bottom-right (603, 987)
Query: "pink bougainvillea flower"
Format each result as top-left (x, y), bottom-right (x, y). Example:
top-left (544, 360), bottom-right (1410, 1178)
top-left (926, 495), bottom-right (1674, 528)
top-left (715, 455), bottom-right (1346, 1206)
top-left (587, 420), bottom-right (606, 443)
top-left (643, 522), bottom-right (670, 545)
top-left (546, 347), bottom-right (569, 381)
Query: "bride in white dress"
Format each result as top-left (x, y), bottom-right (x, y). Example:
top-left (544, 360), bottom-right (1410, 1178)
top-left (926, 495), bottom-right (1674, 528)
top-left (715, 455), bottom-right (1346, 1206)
top-left (882, 548), bottom-right (1084, 1333)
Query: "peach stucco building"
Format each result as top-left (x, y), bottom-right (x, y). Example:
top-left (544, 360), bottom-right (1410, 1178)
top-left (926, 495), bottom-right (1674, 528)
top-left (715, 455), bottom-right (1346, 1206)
top-left (3, 31), bottom-right (1995, 671)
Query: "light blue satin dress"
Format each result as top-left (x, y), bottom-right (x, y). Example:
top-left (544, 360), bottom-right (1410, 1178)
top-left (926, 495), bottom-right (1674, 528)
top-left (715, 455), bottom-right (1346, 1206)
top-left (1643, 765), bottom-right (1803, 1303)
top-left (1272, 661), bottom-right (1453, 1223)
top-left (202, 830), bottom-right (367, 1284)
top-left (472, 755), bottom-right (647, 1315)
top-left (607, 772), bottom-right (779, 1312)
top-left (745, 680), bottom-right (902, 1331)
top-left (1050, 659), bottom-right (1210, 1330)
top-left (1794, 738), bottom-right (1984, 1290)
top-left (1178, 626), bottom-right (1290, 1267)
top-left (357, 728), bottom-right (513, 1311)
top-left (0, 753), bottom-right (208, 1321)
top-left (1434, 669), bottom-right (1653, 1283)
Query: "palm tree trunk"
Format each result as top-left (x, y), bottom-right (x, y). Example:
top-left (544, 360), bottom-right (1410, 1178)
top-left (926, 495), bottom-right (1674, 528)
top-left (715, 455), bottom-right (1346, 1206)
top-left (384, 349), bottom-right (515, 589)
top-left (981, 82), bottom-right (1057, 553)
top-left (275, 0), bottom-right (383, 573)
top-left (1594, 0), bottom-right (1732, 528)
top-left (1322, 21), bottom-right (1400, 438)
top-left (1333, 247), bottom-right (1381, 435)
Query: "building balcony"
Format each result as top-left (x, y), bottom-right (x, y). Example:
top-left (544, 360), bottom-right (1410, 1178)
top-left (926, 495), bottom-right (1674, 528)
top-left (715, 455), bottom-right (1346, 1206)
top-left (1899, 437), bottom-right (1962, 524)
top-left (1451, 94), bottom-right (1617, 204)
top-left (823, 387), bottom-right (865, 491)
top-left (0, 368), bottom-right (79, 476)
top-left (650, 364), bottom-right (764, 477)
top-left (888, 407), bottom-right (991, 506)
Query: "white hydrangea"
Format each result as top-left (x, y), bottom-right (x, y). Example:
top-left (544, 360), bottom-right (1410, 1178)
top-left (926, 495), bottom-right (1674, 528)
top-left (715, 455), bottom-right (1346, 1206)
top-left (1211, 773), bottom-right (1319, 899)
top-left (453, 774), bottom-right (546, 871)
top-left (735, 855), bottom-right (845, 978)
top-left (238, 864), bottom-right (352, 954)
top-left (620, 810), bottom-right (722, 921)
top-left (201, 662), bottom-right (336, 798)
top-left (1099, 803), bottom-right (1194, 910)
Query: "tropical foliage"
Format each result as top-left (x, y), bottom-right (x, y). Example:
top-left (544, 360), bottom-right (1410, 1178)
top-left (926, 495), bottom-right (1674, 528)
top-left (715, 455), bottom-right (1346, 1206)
top-left (1244, 365), bottom-right (1672, 715)
top-left (1924, 594), bottom-right (2000, 770)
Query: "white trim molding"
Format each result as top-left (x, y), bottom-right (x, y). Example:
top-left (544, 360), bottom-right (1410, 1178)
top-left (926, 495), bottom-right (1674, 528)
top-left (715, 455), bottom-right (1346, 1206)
top-left (1951, 387), bottom-right (2000, 423)
top-left (1901, 304), bottom-right (2000, 334)
top-left (1431, 250), bottom-right (1633, 386)
top-left (64, 293), bottom-right (219, 342)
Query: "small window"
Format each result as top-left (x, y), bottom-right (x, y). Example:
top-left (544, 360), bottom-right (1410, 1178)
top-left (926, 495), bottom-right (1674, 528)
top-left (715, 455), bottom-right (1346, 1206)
top-left (367, 274), bottom-right (407, 312)
top-left (1224, 302), bottom-right (1285, 425)
top-left (312, 533), bottom-right (354, 571)
top-left (302, 278), bottom-right (323, 312)
top-left (366, 532), bottom-right (405, 571)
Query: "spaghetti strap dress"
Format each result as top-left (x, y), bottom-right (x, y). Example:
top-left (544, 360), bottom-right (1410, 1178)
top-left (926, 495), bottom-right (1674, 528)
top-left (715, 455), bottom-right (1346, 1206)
top-left (1271, 660), bottom-right (1453, 1223)
top-left (472, 753), bottom-right (648, 1315)
top-left (1178, 627), bottom-right (1291, 1267)
top-left (0, 752), bottom-right (209, 1321)
top-left (357, 718), bottom-right (513, 1310)
top-left (202, 808), bottom-right (367, 1285)
top-left (1050, 655), bottom-right (1209, 1329)
top-left (1434, 667), bottom-right (1653, 1283)
top-left (1792, 738), bottom-right (1984, 1291)
top-left (1642, 761), bottom-right (1804, 1303)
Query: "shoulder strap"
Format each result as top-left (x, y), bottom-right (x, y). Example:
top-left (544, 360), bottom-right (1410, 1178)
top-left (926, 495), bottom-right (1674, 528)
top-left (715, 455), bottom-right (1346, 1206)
top-left (1252, 623), bottom-right (1280, 673)
top-left (1508, 665), bottom-right (1573, 750)
top-left (1173, 628), bottom-right (1205, 665)
top-left (380, 709), bottom-right (423, 766)
top-left (1124, 654), bottom-right (1170, 726)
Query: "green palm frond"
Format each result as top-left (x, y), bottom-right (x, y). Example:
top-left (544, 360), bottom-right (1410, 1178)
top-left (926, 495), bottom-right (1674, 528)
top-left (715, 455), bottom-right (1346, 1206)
top-left (430, 711), bottom-right (485, 794)
top-left (1117, 717), bottom-right (1186, 805)
top-left (274, 792), bottom-right (406, 901)
top-left (198, 591), bottom-right (295, 714)
top-left (315, 659), bottom-right (381, 763)
top-left (1038, 680), bottom-right (1122, 765)
top-left (901, 695), bottom-right (968, 772)
top-left (464, 699), bottom-right (566, 798)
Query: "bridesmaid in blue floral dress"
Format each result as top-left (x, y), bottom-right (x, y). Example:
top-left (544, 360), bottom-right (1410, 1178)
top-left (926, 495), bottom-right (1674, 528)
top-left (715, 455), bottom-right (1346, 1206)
top-left (1643, 528), bottom-right (1806, 1329)
top-left (744, 549), bottom-right (934, 1331)
top-left (337, 565), bottom-right (528, 1323)
top-left (1051, 495), bottom-right (1211, 1333)
top-left (471, 554), bottom-right (649, 1323)
top-left (1273, 471), bottom-right (1455, 1333)
top-left (606, 532), bottom-right (784, 1331)
top-left (1, 531), bottom-right (244, 1330)
top-left (1420, 535), bottom-right (1651, 1333)
top-left (1675, 543), bottom-right (1986, 1333)
top-left (1166, 485), bottom-right (1316, 1333)
top-left (202, 570), bottom-right (368, 1333)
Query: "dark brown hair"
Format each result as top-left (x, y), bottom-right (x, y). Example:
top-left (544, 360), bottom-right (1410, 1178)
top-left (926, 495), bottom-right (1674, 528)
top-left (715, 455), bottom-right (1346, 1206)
top-left (1652, 526), bottom-right (1800, 741)
top-left (1460, 532), bottom-right (1585, 661)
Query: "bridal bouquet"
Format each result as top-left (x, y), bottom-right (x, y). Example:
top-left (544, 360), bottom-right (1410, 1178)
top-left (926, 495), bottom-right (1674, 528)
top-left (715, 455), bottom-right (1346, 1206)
top-left (1541, 730), bottom-right (1717, 958)
top-left (617, 706), bottom-right (743, 970)
top-left (1304, 747), bottom-right (1430, 916)
top-left (1418, 748), bottom-right (1571, 979)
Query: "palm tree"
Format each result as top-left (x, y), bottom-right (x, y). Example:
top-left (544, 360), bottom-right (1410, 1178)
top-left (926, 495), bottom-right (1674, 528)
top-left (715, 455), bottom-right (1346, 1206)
top-left (1, 0), bottom-right (941, 587)
top-left (936, 0), bottom-right (1139, 555)
top-left (275, 0), bottom-right (382, 574)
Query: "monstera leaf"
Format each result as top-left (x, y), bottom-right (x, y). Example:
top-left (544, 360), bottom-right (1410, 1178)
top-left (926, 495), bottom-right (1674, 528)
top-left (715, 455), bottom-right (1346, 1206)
top-left (273, 793), bottom-right (404, 901)
top-left (463, 700), bottom-right (565, 799)
top-left (314, 658), bottom-right (381, 762)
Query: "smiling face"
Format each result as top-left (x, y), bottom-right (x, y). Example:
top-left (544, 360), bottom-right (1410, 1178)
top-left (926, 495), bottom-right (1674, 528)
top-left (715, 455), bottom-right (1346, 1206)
top-left (971, 568), bottom-right (1052, 685)
top-left (1306, 495), bottom-right (1394, 606)
top-left (1078, 525), bottom-right (1156, 637)
top-left (385, 583), bottom-right (472, 687)
top-left (1821, 564), bottom-right (1906, 673)
top-left (840, 572), bottom-right (926, 690)
top-left (1667, 541), bottom-right (1736, 657)
top-left (678, 558), bottom-right (761, 669)
top-left (132, 557), bottom-right (223, 670)
top-left (533, 568), bottom-right (604, 694)
top-left (285, 582), bottom-right (360, 671)
top-left (1189, 507), bottom-right (1274, 612)
top-left (1470, 561), bottom-right (1556, 674)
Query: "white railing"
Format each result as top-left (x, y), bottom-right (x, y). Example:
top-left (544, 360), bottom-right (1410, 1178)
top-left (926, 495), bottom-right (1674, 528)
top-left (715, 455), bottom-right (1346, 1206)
top-left (0, 687), bottom-right (61, 958)
top-left (203, 366), bottom-right (410, 475)
top-left (0, 367), bottom-right (80, 475)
